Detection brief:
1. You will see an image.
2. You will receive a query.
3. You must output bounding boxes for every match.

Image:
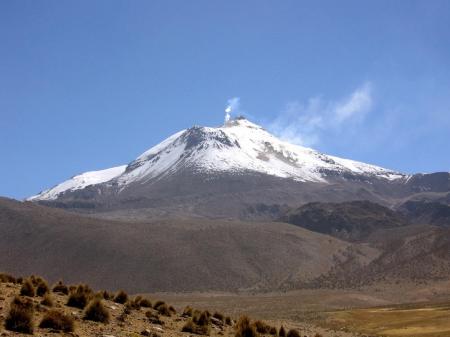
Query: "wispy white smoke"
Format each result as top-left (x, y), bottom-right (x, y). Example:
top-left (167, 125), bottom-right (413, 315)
top-left (224, 97), bottom-right (240, 123)
top-left (269, 82), bottom-right (372, 146)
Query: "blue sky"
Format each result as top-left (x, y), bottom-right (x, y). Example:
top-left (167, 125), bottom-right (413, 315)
top-left (1, 1), bottom-right (450, 199)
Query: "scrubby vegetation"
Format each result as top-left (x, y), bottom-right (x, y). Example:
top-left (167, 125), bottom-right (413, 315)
top-left (83, 298), bottom-right (110, 323)
top-left (40, 293), bottom-right (54, 307)
top-left (52, 280), bottom-right (69, 295)
top-left (182, 310), bottom-right (211, 335)
top-left (39, 310), bottom-right (74, 332)
top-left (67, 284), bottom-right (93, 309)
top-left (20, 278), bottom-right (35, 297)
top-left (287, 329), bottom-right (301, 337)
top-left (114, 289), bottom-right (128, 304)
top-left (235, 315), bottom-right (257, 337)
top-left (4, 296), bottom-right (34, 334)
top-left (1, 272), bottom-right (329, 337)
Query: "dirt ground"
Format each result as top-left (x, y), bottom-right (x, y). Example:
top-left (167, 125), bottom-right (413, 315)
top-left (0, 281), bottom-right (357, 337)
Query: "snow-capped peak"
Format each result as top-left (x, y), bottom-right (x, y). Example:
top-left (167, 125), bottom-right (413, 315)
top-left (28, 165), bottom-right (127, 201)
top-left (28, 117), bottom-right (404, 201)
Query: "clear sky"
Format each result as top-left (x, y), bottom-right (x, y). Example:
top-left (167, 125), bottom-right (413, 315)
top-left (1, 0), bottom-right (450, 199)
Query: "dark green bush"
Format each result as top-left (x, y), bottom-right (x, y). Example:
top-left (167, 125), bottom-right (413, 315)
top-left (279, 326), bottom-right (286, 337)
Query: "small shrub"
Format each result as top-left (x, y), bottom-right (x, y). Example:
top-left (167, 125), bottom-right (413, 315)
top-left (153, 300), bottom-right (165, 309)
top-left (169, 305), bottom-right (177, 315)
top-left (225, 316), bottom-right (232, 325)
top-left (182, 306), bottom-right (193, 317)
top-left (0, 273), bottom-right (16, 283)
top-left (83, 298), bottom-right (110, 323)
top-left (182, 318), bottom-right (210, 335)
top-left (101, 290), bottom-right (112, 300)
top-left (253, 320), bottom-right (270, 334)
top-left (20, 279), bottom-right (35, 297)
top-left (235, 316), bottom-right (257, 337)
top-left (139, 298), bottom-right (152, 308)
top-left (4, 296), bottom-right (34, 334)
top-left (41, 294), bottom-right (54, 307)
top-left (145, 311), bottom-right (164, 325)
top-left (269, 326), bottom-right (277, 335)
top-left (156, 303), bottom-right (171, 316)
top-left (67, 284), bottom-right (93, 309)
top-left (113, 290), bottom-right (128, 304)
top-left (286, 329), bottom-right (300, 337)
top-left (53, 281), bottom-right (69, 295)
top-left (36, 279), bottom-right (49, 297)
top-left (279, 326), bottom-right (286, 337)
top-left (195, 311), bottom-right (210, 326)
top-left (39, 310), bottom-right (74, 332)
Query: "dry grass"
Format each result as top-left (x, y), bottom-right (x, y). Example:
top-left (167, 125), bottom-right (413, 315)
top-left (83, 298), bottom-right (110, 323)
top-left (39, 309), bottom-right (74, 332)
top-left (52, 280), bottom-right (69, 295)
top-left (20, 278), bottom-right (35, 297)
top-left (4, 296), bottom-right (34, 334)
top-left (235, 315), bottom-right (258, 337)
top-left (322, 301), bottom-right (450, 337)
top-left (67, 284), bottom-right (93, 309)
top-left (114, 290), bottom-right (128, 304)
top-left (40, 293), bottom-right (54, 307)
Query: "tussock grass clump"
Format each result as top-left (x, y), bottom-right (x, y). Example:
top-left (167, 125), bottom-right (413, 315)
top-left (35, 279), bottom-right (49, 297)
top-left (156, 303), bottom-right (172, 316)
top-left (182, 318), bottom-right (210, 335)
top-left (182, 311), bottom-right (211, 336)
top-left (153, 300), bottom-right (165, 309)
top-left (67, 284), bottom-right (93, 309)
top-left (0, 273), bottom-right (16, 283)
top-left (286, 329), bottom-right (300, 337)
top-left (139, 298), bottom-right (152, 308)
top-left (278, 326), bottom-right (286, 337)
top-left (235, 315), bottom-right (258, 337)
top-left (41, 294), bottom-right (54, 307)
top-left (145, 311), bottom-right (164, 325)
top-left (182, 306), bottom-right (193, 317)
top-left (113, 290), bottom-right (128, 304)
top-left (83, 298), bottom-right (110, 323)
top-left (52, 280), bottom-right (69, 295)
top-left (39, 309), bottom-right (74, 332)
top-left (4, 296), bottom-right (34, 334)
top-left (20, 279), bottom-right (35, 297)
top-left (253, 320), bottom-right (271, 334)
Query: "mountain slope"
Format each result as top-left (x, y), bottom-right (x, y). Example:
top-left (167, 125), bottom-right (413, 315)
top-left (281, 200), bottom-right (409, 242)
top-left (0, 197), bottom-right (376, 293)
top-left (27, 117), bottom-right (450, 221)
top-left (29, 118), bottom-right (402, 201)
